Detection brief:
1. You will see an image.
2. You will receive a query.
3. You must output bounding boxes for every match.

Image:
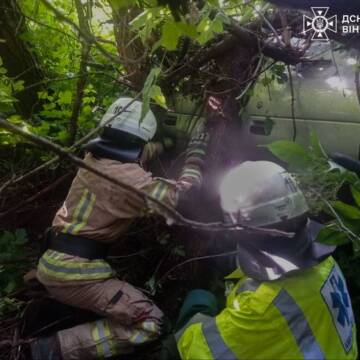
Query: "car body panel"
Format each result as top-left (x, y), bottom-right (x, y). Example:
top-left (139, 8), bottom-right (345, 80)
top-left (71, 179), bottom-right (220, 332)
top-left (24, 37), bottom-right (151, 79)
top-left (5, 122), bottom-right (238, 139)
top-left (242, 42), bottom-right (360, 158)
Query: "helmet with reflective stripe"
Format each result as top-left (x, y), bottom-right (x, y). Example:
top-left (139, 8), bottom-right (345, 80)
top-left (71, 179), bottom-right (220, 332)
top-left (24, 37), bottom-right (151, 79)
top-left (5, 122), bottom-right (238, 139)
top-left (219, 161), bottom-right (309, 227)
top-left (100, 97), bottom-right (157, 142)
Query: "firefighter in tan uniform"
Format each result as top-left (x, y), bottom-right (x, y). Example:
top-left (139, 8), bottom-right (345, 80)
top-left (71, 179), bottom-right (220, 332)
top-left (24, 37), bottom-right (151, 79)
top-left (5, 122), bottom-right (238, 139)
top-left (31, 97), bottom-right (210, 360)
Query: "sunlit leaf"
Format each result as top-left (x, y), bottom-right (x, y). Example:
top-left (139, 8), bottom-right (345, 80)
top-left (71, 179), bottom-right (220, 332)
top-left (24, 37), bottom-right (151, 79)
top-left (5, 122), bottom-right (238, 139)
top-left (150, 85), bottom-right (167, 109)
top-left (160, 21), bottom-right (181, 50)
top-left (266, 140), bottom-right (312, 169)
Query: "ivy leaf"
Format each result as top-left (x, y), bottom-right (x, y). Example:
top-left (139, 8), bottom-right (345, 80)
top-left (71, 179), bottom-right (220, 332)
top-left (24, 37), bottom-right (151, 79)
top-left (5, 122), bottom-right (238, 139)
top-left (150, 85), bottom-right (167, 109)
top-left (332, 201), bottom-right (360, 219)
top-left (266, 140), bottom-right (312, 169)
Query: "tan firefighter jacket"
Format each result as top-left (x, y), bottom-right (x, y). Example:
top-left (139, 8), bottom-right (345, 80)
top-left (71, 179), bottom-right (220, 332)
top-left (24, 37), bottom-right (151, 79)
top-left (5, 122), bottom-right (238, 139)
top-left (38, 127), bottom-right (209, 284)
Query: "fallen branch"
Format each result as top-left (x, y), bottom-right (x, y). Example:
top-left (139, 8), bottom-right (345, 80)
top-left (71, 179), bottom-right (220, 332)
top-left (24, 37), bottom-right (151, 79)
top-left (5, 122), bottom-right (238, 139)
top-left (158, 249), bottom-right (243, 285)
top-left (0, 118), bottom-right (293, 237)
top-left (0, 94), bottom-right (142, 193)
top-left (165, 25), bottom-right (301, 86)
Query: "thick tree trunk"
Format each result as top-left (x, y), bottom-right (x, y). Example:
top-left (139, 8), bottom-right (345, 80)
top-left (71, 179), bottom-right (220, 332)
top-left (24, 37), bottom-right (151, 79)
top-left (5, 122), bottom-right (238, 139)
top-left (0, 0), bottom-right (44, 118)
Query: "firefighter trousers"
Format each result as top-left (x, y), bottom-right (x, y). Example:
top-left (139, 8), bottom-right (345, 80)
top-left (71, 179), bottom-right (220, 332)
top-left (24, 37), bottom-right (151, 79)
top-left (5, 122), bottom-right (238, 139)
top-left (43, 278), bottom-right (164, 360)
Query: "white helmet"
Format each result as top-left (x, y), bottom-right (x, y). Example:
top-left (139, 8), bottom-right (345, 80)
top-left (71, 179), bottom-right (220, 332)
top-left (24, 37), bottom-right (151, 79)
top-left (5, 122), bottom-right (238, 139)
top-left (100, 97), bottom-right (157, 142)
top-left (219, 161), bottom-right (309, 227)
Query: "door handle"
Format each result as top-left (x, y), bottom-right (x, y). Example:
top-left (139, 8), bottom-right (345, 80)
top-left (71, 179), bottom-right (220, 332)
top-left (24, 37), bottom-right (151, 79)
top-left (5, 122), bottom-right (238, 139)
top-left (249, 120), bottom-right (273, 136)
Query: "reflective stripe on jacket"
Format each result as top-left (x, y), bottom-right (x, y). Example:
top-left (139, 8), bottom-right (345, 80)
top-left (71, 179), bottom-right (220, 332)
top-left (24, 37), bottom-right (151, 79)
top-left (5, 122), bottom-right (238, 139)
top-left (38, 250), bottom-right (114, 282)
top-left (177, 256), bottom-right (358, 360)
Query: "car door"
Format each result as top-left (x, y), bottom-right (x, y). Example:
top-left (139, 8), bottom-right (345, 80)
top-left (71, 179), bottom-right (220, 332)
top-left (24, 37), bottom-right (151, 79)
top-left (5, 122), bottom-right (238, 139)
top-left (241, 42), bottom-right (360, 158)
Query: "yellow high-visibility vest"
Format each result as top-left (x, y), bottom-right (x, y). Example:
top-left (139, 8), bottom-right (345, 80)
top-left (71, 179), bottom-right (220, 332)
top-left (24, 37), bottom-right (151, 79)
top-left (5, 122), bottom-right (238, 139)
top-left (177, 256), bottom-right (357, 360)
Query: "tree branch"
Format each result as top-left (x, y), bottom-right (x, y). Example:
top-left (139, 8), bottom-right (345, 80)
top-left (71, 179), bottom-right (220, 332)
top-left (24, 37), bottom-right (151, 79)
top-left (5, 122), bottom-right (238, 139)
top-left (0, 118), bottom-right (294, 238)
top-left (68, 0), bottom-right (92, 145)
top-left (0, 95), bottom-right (142, 193)
top-left (39, 0), bottom-right (140, 66)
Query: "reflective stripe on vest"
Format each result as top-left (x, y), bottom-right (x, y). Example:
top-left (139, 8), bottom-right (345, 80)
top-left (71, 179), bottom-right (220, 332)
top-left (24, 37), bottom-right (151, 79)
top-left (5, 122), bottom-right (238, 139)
top-left (92, 320), bottom-right (113, 358)
top-left (176, 313), bottom-right (237, 360)
top-left (202, 317), bottom-right (237, 360)
top-left (274, 289), bottom-right (325, 360)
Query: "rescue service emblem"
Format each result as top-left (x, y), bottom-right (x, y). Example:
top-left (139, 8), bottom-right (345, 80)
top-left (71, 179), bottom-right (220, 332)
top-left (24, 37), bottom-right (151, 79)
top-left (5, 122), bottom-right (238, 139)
top-left (321, 264), bottom-right (354, 352)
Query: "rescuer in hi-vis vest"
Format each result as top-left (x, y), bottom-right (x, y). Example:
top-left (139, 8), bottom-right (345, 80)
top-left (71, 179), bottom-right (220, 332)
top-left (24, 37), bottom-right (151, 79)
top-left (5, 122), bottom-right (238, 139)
top-left (175, 161), bottom-right (358, 360)
top-left (30, 97), bottom-right (210, 360)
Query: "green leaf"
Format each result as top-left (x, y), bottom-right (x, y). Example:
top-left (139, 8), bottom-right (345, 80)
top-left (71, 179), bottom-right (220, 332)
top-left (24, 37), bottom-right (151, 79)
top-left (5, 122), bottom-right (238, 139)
top-left (175, 22), bottom-right (198, 38)
top-left (212, 15), bottom-right (224, 33)
top-left (316, 226), bottom-right (350, 246)
top-left (150, 85), bottom-right (167, 109)
top-left (146, 276), bottom-right (157, 295)
top-left (0, 231), bottom-right (14, 245)
top-left (109, 0), bottom-right (136, 9)
top-left (196, 14), bottom-right (224, 45)
top-left (14, 229), bottom-right (27, 245)
top-left (141, 67), bottom-right (161, 120)
top-left (316, 227), bottom-right (350, 245)
top-left (160, 22), bottom-right (181, 51)
top-left (173, 246), bottom-right (186, 257)
top-left (332, 201), bottom-right (360, 219)
top-left (4, 280), bottom-right (19, 295)
top-left (310, 131), bottom-right (327, 159)
top-left (58, 90), bottom-right (73, 105)
top-left (130, 10), bottom-right (150, 29)
top-left (351, 186), bottom-right (360, 208)
top-left (266, 140), bottom-right (312, 169)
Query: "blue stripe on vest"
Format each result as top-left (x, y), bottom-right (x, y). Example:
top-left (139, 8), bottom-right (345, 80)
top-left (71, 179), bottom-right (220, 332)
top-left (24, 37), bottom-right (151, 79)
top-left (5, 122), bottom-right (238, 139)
top-left (202, 318), bottom-right (237, 360)
top-left (274, 289), bottom-right (325, 360)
